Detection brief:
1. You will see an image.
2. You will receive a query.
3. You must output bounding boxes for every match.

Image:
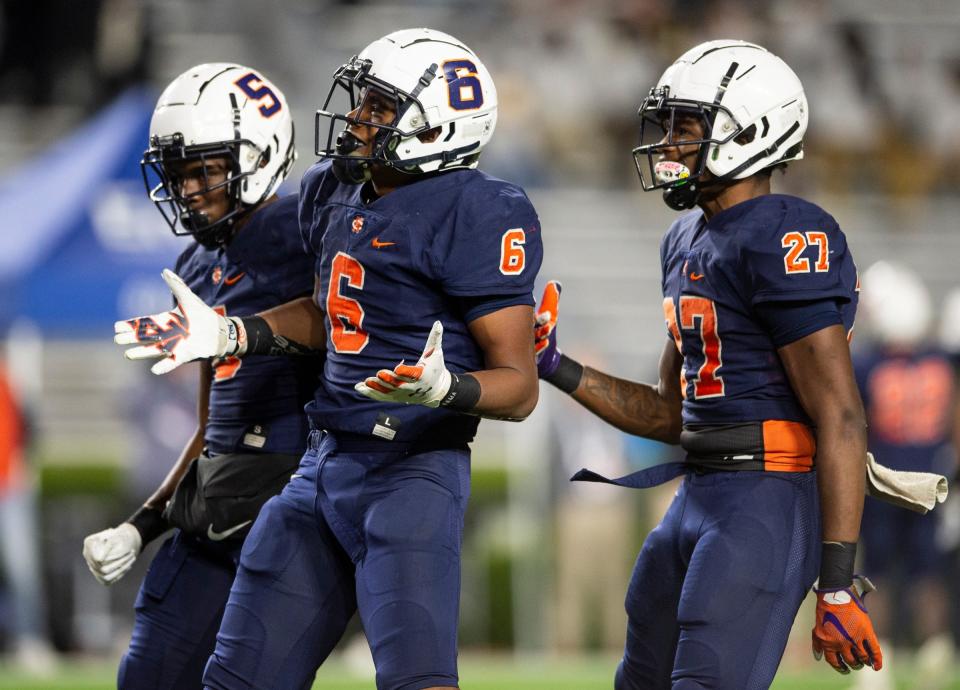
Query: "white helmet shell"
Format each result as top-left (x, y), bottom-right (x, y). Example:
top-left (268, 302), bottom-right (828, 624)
top-left (317, 28), bottom-right (498, 175)
top-left (656, 40), bottom-right (808, 179)
top-left (150, 62), bottom-right (296, 204)
top-left (860, 260), bottom-right (932, 348)
top-left (362, 28), bottom-right (497, 171)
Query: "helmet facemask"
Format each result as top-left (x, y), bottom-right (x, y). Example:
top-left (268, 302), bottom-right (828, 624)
top-left (632, 87), bottom-right (743, 211)
top-left (315, 57), bottom-right (445, 184)
top-left (141, 133), bottom-right (265, 248)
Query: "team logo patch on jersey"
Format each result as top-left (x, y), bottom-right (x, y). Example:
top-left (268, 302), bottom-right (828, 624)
top-left (351, 215), bottom-right (364, 234)
top-left (211, 266), bottom-right (223, 284)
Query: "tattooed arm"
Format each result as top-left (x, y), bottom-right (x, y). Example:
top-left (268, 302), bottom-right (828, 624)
top-left (570, 339), bottom-right (683, 444)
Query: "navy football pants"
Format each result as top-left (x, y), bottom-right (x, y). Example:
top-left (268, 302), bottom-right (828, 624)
top-left (118, 531), bottom-right (241, 690)
top-left (615, 470), bottom-right (820, 690)
top-left (203, 431), bottom-right (470, 690)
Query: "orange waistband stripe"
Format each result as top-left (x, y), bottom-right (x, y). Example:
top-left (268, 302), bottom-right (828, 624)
top-left (762, 420), bottom-right (816, 472)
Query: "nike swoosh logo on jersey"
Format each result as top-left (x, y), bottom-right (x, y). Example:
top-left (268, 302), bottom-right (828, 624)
top-left (206, 519), bottom-right (252, 541)
top-left (371, 237), bottom-right (396, 248)
top-left (690, 272), bottom-right (705, 281)
top-left (224, 272), bottom-right (246, 286)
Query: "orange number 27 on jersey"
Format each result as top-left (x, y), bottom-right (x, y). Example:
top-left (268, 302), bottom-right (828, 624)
top-left (664, 296), bottom-right (725, 399)
top-left (781, 231), bottom-right (829, 274)
top-left (326, 251), bottom-right (369, 353)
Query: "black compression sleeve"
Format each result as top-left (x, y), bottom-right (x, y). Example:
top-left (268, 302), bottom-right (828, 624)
top-left (126, 506), bottom-right (169, 548)
top-left (545, 354), bottom-right (584, 394)
top-left (240, 316), bottom-right (321, 357)
top-left (819, 541), bottom-right (857, 589)
top-left (439, 373), bottom-right (482, 412)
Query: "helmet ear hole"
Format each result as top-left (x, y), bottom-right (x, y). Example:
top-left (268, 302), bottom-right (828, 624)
top-left (417, 126), bottom-right (442, 144)
top-left (735, 124), bottom-right (757, 145)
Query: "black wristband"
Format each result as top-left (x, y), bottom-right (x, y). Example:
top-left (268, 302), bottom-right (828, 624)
top-left (240, 316), bottom-right (275, 356)
top-left (439, 372), bottom-right (482, 412)
top-left (545, 354), bottom-right (584, 394)
top-left (126, 505), bottom-right (169, 548)
top-left (819, 541), bottom-right (857, 589)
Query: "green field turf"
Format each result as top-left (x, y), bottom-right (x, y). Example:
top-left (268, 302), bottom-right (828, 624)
top-left (0, 655), bottom-right (958, 690)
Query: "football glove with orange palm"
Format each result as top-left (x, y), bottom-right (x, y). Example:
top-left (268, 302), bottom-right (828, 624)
top-left (812, 575), bottom-right (883, 674)
top-left (354, 321), bottom-right (481, 412)
top-left (534, 280), bottom-right (562, 379)
top-left (354, 321), bottom-right (453, 407)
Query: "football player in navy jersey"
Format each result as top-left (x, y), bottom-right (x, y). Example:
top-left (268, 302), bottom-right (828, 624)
top-left (536, 40), bottom-right (883, 687)
top-left (82, 63), bottom-right (320, 689)
top-left (854, 261), bottom-right (955, 688)
top-left (114, 29), bottom-right (542, 690)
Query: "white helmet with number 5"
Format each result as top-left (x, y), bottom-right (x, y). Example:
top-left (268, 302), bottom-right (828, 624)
top-left (142, 63), bottom-right (296, 247)
top-left (316, 28), bottom-right (498, 181)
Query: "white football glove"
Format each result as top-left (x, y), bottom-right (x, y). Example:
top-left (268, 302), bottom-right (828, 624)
top-left (114, 269), bottom-right (242, 375)
top-left (82, 523), bottom-right (142, 586)
top-left (355, 321), bottom-right (452, 408)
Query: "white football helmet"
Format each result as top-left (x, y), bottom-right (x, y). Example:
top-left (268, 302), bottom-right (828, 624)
top-left (633, 40), bottom-right (808, 210)
top-left (141, 63), bottom-right (296, 247)
top-left (315, 28), bottom-right (498, 183)
top-left (860, 260), bottom-right (932, 349)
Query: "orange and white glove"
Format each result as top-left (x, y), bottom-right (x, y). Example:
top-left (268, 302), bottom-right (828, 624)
top-left (534, 280), bottom-right (563, 379)
top-left (812, 575), bottom-right (883, 674)
top-left (354, 321), bottom-right (453, 408)
top-left (114, 269), bottom-right (243, 375)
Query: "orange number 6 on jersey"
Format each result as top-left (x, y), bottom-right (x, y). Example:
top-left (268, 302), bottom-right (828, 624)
top-left (326, 252), bottom-right (370, 353)
top-left (500, 228), bottom-right (526, 275)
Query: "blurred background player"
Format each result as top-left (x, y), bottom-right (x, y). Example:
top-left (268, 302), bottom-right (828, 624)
top-left (535, 40), bottom-right (883, 687)
top-left (81, 63), bottom-right (319, 689)
top-left (852, 260), bottom-right (957, 690)
top-left (114, 28), bottom-right (543, 690)
top-left (0, 354), bottom-right (55, 673)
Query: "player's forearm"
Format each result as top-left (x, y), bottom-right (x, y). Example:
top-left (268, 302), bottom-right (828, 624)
top-left (470, 366), bottom-right (539, 420)
top-left (145, 361), bottom-right (210, 512)
top-left (260, 296), bottom-right (326, 349)
top-left (814, 408), bottom-right (868, 543)
top-left (237, 296), bottom-right (327, 356)
top-left (144, 425), bottom-right (205, 511)
top-left (572, 366), bottom-right (681, 443)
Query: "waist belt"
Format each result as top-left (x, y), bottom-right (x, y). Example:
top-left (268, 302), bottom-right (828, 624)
top-left (572, 462), bottom-right (688, 489)
top-left (308, 429), bottom-right (469, 455)
top-left (680, 420), bottom-right (815, 472)
top-left (571, 420), bottom-right (815, 490)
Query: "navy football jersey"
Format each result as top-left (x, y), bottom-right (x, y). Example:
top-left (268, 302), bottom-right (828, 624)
top-left (855, 347), bottom-right (955, 472)
top-left (299, 162), bottom-right (543, 444)
top-left (175, 194), bottom-right (320, 455)
top-left (661, 194), bottom-right (858, 429)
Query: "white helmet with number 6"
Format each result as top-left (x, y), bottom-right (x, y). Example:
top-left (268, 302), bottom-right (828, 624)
top-left (315, 28), bottom-right (498, 183)
top-left (141, 63), bottom-right (296, 247)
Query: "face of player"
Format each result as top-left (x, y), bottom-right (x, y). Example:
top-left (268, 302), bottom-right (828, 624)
top-left (657, 112), bottom-right (707, 176)
top-left (345, 88), bottom-right (398, 159)
top-left (167, 156), bottom-right (232, 225)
